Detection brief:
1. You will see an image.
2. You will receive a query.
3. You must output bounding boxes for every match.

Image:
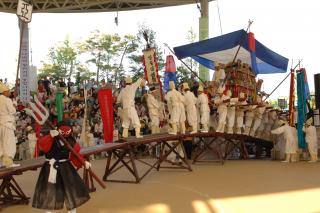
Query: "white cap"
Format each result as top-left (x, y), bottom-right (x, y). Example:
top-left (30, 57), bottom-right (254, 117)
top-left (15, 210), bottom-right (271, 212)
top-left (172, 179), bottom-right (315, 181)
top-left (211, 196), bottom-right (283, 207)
top-left (125, 76), bottom-right (132, 84)
top-left (182, 82), bottom-right (189, 90)
top-left (169, 81), bottom-right (175, 90)
top-left (278, 119), bottom-right (288, 126)
top-left (198, 85), bottom-right (204, 92)
top-left (305, 117), bottom-right (313, 126)
top-left (26, 126), bottom-right (33, 132)
top-left (0, 83), bottom-right (9, 93)
top-left (217, 86), bottom-right (225, 94)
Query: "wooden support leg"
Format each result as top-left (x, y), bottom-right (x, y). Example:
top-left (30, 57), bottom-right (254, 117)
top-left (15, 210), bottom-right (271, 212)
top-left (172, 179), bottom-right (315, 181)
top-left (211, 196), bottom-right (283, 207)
top-left (0, 176), bottom-right (29, 209)
top-left (128, 147), bottom-right (140, 183)
top-left (103, 151), bottom-right (113, 181)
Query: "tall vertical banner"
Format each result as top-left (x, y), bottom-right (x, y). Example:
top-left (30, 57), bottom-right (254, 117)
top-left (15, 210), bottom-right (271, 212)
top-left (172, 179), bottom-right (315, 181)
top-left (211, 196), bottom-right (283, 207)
top-left (98, 89), bottom-right (114, 143)
top-left (80, 89), bottom-right (89, 146)
top-left (296, 69), bottom-right (307, 149)
top-left (17, 0), bottom-right (33, 103)
top-left (142, 48), bottom-right (163, 100)
top-left (142, 48), bottom-right (159, 84)
top-left (56, 92), bottom-right (64, 122)
top-left (288, 69), bottom-right (295, 127)
top-left (19, 23), bottom-right (30, 103)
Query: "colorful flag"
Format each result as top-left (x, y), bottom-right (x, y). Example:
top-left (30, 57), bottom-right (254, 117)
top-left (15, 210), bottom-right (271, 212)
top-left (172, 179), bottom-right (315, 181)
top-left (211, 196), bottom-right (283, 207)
top-left (98, 89), bottom-right (114, 143)
top-left (164, 55), bottom-right (177, 92)
top-left (248, 32), bottom-right (258, 74)
top-left (56, 92), bottom-right (63, 122)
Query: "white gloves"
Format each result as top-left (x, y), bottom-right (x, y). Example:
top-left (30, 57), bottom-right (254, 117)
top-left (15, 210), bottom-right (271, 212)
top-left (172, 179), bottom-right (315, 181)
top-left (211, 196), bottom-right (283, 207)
top-left (85, 161), bottom-right (91, 169)
top-left (50, 130), bottom-right (59, 137)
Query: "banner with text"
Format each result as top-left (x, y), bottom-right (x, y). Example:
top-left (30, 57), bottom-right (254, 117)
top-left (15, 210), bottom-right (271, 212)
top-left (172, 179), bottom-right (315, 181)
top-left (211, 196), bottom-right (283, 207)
top-left (19, 23), bottom-right (30, 104)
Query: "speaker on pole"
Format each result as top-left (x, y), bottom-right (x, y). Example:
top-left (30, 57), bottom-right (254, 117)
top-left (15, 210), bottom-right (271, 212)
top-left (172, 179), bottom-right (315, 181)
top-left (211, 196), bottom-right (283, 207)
top-left (314, 74), bottom-right (320, 109)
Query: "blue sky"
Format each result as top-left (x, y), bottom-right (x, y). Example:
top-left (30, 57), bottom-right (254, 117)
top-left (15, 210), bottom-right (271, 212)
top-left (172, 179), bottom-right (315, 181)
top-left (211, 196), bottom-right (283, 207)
top-left (0, 0), bottom-right (319, 99)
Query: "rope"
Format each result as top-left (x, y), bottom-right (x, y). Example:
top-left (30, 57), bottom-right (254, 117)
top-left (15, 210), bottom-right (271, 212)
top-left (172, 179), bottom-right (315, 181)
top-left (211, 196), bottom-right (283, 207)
top-left (216, 0), bottom-right (223, 35)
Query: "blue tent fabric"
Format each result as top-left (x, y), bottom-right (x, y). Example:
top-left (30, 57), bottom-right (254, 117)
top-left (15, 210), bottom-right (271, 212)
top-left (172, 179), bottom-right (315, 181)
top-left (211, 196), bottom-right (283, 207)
top-left (174, 29), bottom-right (289, 75)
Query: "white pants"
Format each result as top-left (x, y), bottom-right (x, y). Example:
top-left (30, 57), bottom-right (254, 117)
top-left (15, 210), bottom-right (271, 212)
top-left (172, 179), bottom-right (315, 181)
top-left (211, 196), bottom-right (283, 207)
top-left (227, 106), bottom-right (236, 129)
top-left (217, 106), bottom-right (227, 125)
top-left (0, 126), bottom-right (17, 158)
top-left (121, 107), bottom-right (141, 129)
top-left (150, 114), bottom-right (160, 127)
top-left (186, 106), bottom-right (197, 126)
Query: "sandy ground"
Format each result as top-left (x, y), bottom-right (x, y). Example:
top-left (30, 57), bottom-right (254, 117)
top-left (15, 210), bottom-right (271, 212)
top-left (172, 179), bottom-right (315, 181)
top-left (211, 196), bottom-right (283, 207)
top-left (4, 158), bottom-right (320, 213)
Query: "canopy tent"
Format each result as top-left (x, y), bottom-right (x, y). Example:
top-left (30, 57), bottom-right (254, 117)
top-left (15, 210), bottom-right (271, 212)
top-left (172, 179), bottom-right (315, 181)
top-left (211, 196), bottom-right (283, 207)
top-left (174, 29), bottom-right (289, 75)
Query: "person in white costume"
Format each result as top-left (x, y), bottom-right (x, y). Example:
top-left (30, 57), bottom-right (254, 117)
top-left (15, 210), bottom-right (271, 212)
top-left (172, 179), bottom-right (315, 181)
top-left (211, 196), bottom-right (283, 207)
top-left (117, 76), bottom-right (145, 138)
top-left (243, 101), bottom-right (258, 135)
top-left (27, 126), bottom-right (37, 159)
top-left (303, 118), bottom-right (318, 163)
top-left (226, 90), bottom-right (238, 134)
top-left (182, 83), bottom-right (198, 133)
top-left (0, 83), bottom-right (19, 168)
top-left (165, 81), bottom-right (186, 135)
top-left (235, 92), bottom-right (247, 134)
top-left (214, 86), bottom-right (230, 133)
top-left (146, 87), bottom-right (161, 134)
top-left (197, 85), bottom-right (210, 133)
top-left (271, 120), bottom-right (298, 163)
top-left (250, 95), bottom-right (266, 137)
top-left (212, 64), bottom-right (226, 88)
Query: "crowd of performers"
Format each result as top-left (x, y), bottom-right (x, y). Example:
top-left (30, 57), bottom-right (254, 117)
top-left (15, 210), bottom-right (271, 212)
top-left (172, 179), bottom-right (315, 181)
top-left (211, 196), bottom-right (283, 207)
top-left (116, 75), bottom-right (318, 164)
top-left (0, 70), bottom-right (319, 212)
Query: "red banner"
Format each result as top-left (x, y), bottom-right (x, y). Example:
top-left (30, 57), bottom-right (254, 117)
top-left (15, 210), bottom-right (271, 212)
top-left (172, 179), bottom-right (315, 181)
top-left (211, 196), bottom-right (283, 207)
top-left (98, 89), bottom-right (114, 143)
top-left (248, 32), bottom-right (256, 52)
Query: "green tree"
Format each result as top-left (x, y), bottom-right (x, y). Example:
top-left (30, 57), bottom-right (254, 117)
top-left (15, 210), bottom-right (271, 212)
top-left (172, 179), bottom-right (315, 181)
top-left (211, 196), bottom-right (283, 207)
top-left (78, 30), bottom-right (137, 85)
top-left (39, 38), bottom-right (78, 81)
top-left (76, 65), bottom-right (95, 82)
top-left (128, 24), bottom-right (165, 83)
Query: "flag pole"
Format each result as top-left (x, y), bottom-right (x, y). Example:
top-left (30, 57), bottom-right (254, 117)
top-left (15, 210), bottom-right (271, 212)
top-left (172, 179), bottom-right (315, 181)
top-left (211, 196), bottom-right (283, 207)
top-left (164, 43), bottom-right (205, 84)
top-left (263, 60), bottom-right (302, 101)
top-left (222, 20), bottom-right (253, 85)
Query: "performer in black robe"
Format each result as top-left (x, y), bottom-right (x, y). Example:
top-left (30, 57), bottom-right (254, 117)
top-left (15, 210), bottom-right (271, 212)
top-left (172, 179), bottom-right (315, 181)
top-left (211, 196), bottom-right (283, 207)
top-left (32, 122), bottom-right (90, 213)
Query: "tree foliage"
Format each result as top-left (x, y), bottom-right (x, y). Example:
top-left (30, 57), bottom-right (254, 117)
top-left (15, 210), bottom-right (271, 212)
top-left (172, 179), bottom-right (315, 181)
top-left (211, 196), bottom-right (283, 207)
top-left (128, 24), bottom-right (165, 83)
top-left (39, 38), bottom-right (78, 81)
top-left (78, 30), bottom-right (138, 86)
top-left (176, 28), bottom-right (199, 85)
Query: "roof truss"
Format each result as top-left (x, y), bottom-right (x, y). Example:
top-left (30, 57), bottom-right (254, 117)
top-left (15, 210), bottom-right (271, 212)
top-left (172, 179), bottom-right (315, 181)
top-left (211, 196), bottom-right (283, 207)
top-left (0, 0), bottom-right (212, 13)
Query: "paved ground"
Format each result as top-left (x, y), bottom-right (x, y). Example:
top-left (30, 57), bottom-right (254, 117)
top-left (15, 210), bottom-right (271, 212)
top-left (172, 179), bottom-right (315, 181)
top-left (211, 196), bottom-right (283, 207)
top-left (5, 158), bottom-right (320, 213)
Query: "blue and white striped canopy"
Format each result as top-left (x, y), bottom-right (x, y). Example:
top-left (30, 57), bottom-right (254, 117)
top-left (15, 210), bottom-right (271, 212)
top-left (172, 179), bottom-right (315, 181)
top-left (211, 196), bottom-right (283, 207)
top-left (173, 29), bottom-right (289, 75)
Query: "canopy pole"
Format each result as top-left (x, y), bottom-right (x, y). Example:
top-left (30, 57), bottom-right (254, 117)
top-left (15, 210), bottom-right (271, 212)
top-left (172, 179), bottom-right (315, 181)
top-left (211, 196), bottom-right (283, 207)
top-left (263, 60), bottom-right (302, 101)
top-left (164, 43), bottom-right (205, 84)
top-left (222, 20), bottom-right (253, 85)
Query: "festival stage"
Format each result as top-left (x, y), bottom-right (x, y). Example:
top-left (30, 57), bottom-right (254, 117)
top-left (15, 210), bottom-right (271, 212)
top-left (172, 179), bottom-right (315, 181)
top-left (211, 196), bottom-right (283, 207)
top-left (1, 132), bottom-right (274, 209)
top-left (7, 158), bottom-right (320, 213)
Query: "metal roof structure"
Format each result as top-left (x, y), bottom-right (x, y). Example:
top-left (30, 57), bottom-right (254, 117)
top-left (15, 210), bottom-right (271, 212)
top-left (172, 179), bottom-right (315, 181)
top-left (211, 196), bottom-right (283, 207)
top-left (0, 0), bottom-right (213, 13)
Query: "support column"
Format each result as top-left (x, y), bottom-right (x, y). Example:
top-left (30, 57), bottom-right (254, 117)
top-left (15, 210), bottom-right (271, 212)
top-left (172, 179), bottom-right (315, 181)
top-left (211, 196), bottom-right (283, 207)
top-left (18, 20), bottom-right (30, 104)
top-left (199, 0), bottom-right (209, 81)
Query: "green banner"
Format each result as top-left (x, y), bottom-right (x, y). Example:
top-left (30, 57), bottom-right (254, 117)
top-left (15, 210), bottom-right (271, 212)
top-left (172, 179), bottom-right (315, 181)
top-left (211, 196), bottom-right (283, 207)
top-left (56, 92), bottom-right (64, 122)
